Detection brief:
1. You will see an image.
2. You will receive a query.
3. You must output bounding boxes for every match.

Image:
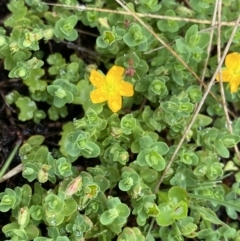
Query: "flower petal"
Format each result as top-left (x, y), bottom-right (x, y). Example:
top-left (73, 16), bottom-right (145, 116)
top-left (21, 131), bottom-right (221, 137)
top-left (225, 52), bottom-right (240, 69)
top-left (120, 81), bottom-right (134, 96)
top-left (106, 65), bottom-right (124, 83)
top-left (229, 75), bottom-right (240, 93)
top-left (90, 88), bottom-right (108, 103)
top-left (229, 81), bottom-right (240, 93)
top-left (108, 94), bottom-right (122, 112)
top-left (216, 69), bottom-right (233, 82)
top-left (90, 70), bottom-right (106, 88)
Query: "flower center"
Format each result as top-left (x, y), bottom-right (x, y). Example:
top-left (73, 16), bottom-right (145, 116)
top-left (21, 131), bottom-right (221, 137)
top-left (233, 69), bottom-right (240, 76)
top-left (106, 81), bottom-right (117, 94)
top-left (55, 88), bottom-right (66, 98)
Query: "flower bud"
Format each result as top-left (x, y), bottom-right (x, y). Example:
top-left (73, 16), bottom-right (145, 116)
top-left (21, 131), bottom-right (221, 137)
top-left (43, 28), bottom-right (54, 41)
top-left (18, 206), bottom-right (30, 228)
top-left (38, 164), bottom-right (50, 183)
top-left (65, 176), bottom-right (82, 197)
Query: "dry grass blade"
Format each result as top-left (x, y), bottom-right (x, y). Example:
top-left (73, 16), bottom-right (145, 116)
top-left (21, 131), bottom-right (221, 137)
top-left (46, 2), bottom-right (240, 27)
top-left (0, 164), bottom-right (23, 183)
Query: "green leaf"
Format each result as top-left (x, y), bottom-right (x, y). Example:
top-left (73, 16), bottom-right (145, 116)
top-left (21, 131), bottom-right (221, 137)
top-left (123, 24), bottom-right (147, 47)
top-left (27, 135), bottom-right (45, 146)
top-left (154, 142), bottom-right (169, 155)
top-left (54, 16), bottom-right (78, 41)
top-left (222, 134), bottom-right (240, 147)
top-left (193, 205), bottom-right (224, 225)
top-left (139, 136), bottom-right (153, 149)
top-left (30, 205), bottom-right (44, 221)
top-left (62, 199), bottom-right (77, 216)
top-left (144, 202), bottom-right (160, 217)
top-left (9, 62), bottom-right (30, 78)
top-left (121, 114), bottom-right (136, 134)
top-left (156, 203), bottom-right (175, 226)
top-left (185, 25), bottom-right (199, 45)
top-left (82, 141), bottom-right (100, 158)
top-left (197, 229), bottom-right (220, 240)
top-left (189, 193), bottom-right (240, 212)
top-left (117, 203), bottom-right (130, 218)
top-left (47, 79), bottom-right (78, 108)
top-left (0, 194), bottom-right (16, 212)
top-left (157, 10), bottom-right (185, 33)
top-left (168, 186), bottom-right (188, 203)
top-left (21, 184), bottom-right (32, 206)
top-left (15, 96), bottom-right (37, 121)
top-left (140, 168), bottom-right (158, 183)
top-left (218, 226), bottom-right (236, 240)
top-left (34, 238), bottom-right (53, 241)
top-left (44, 193), bottom-right (64, 215)
top-left (56, 157), bottom-right (72, 177)
top-left (192, 114), bottom-right (212, 128)
top-left (118, 227), bottom-right (145, 241)
top-left (215, 139), bottom-right (229, 158)
top-left (149, 79), bottom-right (168, 96)
top-left (171, 201), bottom-right (188, 220)
top-left (100, 208), bottom-right (119, 225)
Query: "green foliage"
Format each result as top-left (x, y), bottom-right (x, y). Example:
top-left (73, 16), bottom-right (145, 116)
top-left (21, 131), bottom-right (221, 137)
top-left (157, 10), bottom-right (186, 33)
top-left (96, 26), bottom-right (126, 54)
top-left (54, 15), bottom-right (78, 41)
top-left (136, 136), bottom-right (169, 171)
top-left (123, 24), bottom-right (149, 50)
top-left (66, 130), bottom-right (100, 158)
top-left (47, 79), bottom-right (79, 108)
top-left (100, 197), bottom-right (130, 233)
top-left (1, 0), bottom-right (240, 240)
top-left (0, 188), bottom-right (18, 212)
top-left (156, 186), bottom-right (188, 226)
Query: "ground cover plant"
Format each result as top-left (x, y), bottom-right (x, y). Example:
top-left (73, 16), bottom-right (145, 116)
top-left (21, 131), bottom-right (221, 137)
top-left (0, 0), bottom-right (240, 240)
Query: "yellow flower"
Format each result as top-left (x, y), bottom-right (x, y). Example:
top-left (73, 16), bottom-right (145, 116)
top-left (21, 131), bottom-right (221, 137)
top-left (216, 52), bottom-right (240, 93)
top-left (89, 65), bottom-right (134, 112)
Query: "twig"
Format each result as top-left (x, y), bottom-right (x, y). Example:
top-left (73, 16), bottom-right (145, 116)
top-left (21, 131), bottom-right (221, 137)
top-left (200, 0), bottom-right (218, 85)
top-left (62, 41), bottom-right (99, 56)
top-left (45, 2), bottom-right (240, 27)
top-left (0, 140), bottom-right (22, 180)
top-left (0, 164), bottom-right (23, 183)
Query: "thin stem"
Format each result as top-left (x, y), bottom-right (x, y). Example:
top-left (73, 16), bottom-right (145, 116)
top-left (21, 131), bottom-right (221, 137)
top-left (0, 140), bottom-right (22, 178)
top-left (146, 218), bottom-right (155, 240)
top-left (0, 164), bottom-right (23, 183)
top-left (45, 2), bottom-right (240, 27)
top-left (200, 0), bottom-right (218, 84)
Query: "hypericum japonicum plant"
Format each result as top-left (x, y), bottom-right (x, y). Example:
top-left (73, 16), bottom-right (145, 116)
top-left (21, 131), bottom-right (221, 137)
top-left (1, 0), bottom-right (240, 241)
